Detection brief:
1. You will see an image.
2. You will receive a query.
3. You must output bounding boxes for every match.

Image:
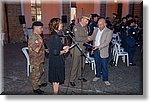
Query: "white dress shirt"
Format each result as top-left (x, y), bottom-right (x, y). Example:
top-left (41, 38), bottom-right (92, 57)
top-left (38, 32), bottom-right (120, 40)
top-left (94, 28), bottom-right (105, 46)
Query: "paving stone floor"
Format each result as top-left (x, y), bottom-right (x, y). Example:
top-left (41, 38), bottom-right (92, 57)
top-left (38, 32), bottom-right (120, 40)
top-left (1, 42), bottom-right (143, 95)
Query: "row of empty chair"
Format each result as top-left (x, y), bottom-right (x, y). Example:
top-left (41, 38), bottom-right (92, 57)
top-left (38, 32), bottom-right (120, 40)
top-left (111, 32), bottom-right (129, 67)
top-left (112, 42), bottom-right (129, 67)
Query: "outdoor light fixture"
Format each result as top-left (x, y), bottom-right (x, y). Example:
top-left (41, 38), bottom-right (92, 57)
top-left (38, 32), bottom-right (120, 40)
top-left (114, 0), bottom-right (118, 3)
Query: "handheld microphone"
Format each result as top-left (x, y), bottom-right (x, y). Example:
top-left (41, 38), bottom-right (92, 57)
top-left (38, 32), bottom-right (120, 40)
top-left (65, 29), bottom-right (74, 36)
top-left (63, 27), bottom-right (75, 37)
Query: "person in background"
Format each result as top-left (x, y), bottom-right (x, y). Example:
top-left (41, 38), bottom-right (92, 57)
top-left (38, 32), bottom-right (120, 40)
top-left (28, 21), bottom-right (47, 94)
top-left (125, 14), bottom-right (133, 27)
top-left (111, 13), bottom-right (120, 33)
top-left (87, 14), bottom-right (99, 55)
top-left (119, 17), bottom-right (127, 48)
top-left (88, 14), bottom-right (99, 36)
top-left (134, 16), bottom-right (141, 46)
top-left (68, 19), bottom-right (76, 46)
top-left (134, 16), bottom-right (140, 27)
top-left (106, 17), bottom-right (112, 29)
top-left (125, 19), bottom-right (137, 66)
top-left (70, 19), bottom-right (75, 31)
top-left (48, 18), bottom-right (69, 95)
top-left (126, 14), bottom-right (133, 21)
top-left (87, 18), bottom-right (113, 85)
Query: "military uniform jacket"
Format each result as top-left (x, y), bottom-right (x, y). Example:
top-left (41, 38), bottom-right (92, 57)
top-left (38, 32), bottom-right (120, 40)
top-left (73, 23), bottom-right (89, 53)
top-left (28, 33), bottom-right (45, 65)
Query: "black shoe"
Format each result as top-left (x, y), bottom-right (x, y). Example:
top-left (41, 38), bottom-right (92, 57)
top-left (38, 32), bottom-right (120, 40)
top-left (38, 83), bottom-right (47, 88)
top-left (78, 78), bottom-right (87, 82)
top-left (129, 63), bottom-right (136, 66)
top-left (33, 89), bottom-right (44, 94)
top-left (70, 82), bottom-right (76, 86)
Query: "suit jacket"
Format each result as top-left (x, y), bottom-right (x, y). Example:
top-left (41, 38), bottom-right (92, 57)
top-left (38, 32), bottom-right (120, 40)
top-left (91, 27), bottom-right (113, 58)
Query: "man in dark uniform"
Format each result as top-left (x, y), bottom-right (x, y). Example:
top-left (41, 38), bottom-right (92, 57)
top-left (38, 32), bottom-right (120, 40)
top-left (111, 13), bottom-right (120, 33)
top-left (88, 14), bottom-right (99, 36)
top-left (28, 21), bottom-right (47, 94)
top-left (125, 20), bottom-right (137, 66)
top-left (70, 16), bottom-right (90, 86)
top-left (119, 17), bottom-right (127, 48)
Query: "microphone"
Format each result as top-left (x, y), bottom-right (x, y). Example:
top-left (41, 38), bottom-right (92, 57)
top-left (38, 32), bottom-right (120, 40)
top-left (66, 29), bottom-right (74, 36)
top-left (63, 27), bottom-right (75, 37)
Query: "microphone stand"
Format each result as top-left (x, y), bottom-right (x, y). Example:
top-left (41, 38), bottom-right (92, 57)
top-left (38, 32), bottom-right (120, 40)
top-left (66, 30), bottom-right (88, 59)
top-left (66, 30), bottom-right (91, 94)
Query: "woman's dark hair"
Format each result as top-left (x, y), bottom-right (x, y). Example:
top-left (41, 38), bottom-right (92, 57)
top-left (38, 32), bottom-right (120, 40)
top-left (49, 18), bottom-right (61, 31)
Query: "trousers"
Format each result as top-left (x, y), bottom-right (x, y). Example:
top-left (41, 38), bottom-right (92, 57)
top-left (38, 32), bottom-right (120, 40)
top-left (31, 62), bottom-right (44, 90)
top-left (94, 50), bottom-right (109, 81)
top-left (70, 47), bottom-right (85, 82)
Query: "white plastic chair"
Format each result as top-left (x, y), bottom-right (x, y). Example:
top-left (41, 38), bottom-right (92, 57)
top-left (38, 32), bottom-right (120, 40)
top-left (111, 34), bottom-right (123, 56)
top-left (111, 42), bottom-right (124, 63)
top-left (85, 52), bottom-right (96, 75)
top-left (112, 32), bottom-right (121, 43)
top-left (22, 47), bottom-right (31, 76)
top-left (113, 43), bottom-right (129, 67)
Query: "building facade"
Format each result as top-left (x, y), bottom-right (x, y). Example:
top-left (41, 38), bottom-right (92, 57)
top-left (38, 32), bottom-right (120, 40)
top-left (1, 0), bottom-right (143, 43)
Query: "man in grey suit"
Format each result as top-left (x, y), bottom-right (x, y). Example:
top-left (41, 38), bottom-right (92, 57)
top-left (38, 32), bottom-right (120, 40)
top-left (88, 18), bottom-right (113, 85)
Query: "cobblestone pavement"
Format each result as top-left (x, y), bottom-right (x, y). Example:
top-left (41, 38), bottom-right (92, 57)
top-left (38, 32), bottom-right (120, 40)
top-left (1, 42), bottom-right (143, 95)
